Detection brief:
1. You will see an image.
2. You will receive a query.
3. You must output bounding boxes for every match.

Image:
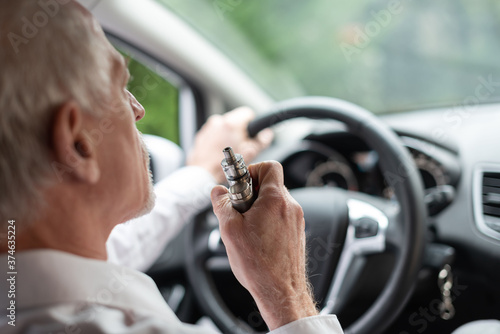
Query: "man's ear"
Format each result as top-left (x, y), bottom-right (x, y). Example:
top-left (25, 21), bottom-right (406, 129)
top-left (51, 101), bottom-right (100, 184)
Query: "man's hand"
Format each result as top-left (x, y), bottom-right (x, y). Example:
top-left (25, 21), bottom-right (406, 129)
top-left (211, 161), bottom-right (318, 330)
top-left (186, 107), bottom-right (273, 183)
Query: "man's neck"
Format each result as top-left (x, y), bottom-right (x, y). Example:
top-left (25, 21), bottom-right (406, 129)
top-left (0, 205), bottom-right (115, 261)
top-left (10, 226), bottom-right (110, 260)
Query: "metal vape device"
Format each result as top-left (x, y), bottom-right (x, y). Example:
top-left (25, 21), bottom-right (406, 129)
top-left (221, 147), bottom-right (256, 213)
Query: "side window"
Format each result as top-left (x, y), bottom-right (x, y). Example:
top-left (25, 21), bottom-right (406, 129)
top-left (111, 38), bottom-right (182, 145)
top-left (126, 57), bottom-right (180, 145)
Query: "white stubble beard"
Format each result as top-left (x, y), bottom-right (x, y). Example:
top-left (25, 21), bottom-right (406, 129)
top-left (133, 134), bottom-right (156, 219)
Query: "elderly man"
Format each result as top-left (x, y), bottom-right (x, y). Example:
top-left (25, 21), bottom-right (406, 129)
top-left (0, 1), bottom-right (343, 333)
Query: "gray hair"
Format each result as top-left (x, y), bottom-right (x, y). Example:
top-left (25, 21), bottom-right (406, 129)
top-left (0, 0), bottom-right (113, 226)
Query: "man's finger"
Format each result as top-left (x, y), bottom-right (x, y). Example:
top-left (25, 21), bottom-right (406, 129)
top-left (248, 161), bottom-right (284, 194)
top-left (225, 106), bottom-right (255, 125)
top-left (256, 128), bottom-right (274, 148)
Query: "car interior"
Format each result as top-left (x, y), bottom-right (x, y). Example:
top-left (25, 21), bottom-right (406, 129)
top-left (79, 1), bottom-right (500, 333)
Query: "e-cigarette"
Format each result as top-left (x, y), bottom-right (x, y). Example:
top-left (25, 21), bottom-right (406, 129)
top-left (221, 147), bottom-right (256, 213)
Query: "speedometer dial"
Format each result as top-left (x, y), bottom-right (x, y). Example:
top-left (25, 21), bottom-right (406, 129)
top-left (306, 160), bottom-right (359, 191)
top-left (411, 150), bottom-right (448, 189)
top-left (383, 148), bottom-right (450, 199)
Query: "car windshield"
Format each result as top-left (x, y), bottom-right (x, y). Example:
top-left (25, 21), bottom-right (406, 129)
top-left (156, 0), bottom-right (500, 114)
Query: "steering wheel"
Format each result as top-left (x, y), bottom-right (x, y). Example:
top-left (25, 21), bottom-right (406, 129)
top-left (185, 97), bottom-right (426, 334)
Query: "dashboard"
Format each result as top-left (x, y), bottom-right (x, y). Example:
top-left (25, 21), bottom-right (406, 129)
top-left (255, 104), bottom-right (500, 266)
top-left (260, 130), bottom-right (461, 216)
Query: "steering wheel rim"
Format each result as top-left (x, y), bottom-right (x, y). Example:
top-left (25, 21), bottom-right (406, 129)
top-left (185, 96), bottom-right (427, 334)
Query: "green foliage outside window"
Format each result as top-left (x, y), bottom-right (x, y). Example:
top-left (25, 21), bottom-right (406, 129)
top-left (119, 50), bottom-right (180, 144)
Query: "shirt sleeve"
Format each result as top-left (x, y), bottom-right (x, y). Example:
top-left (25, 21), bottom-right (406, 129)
top-left (106, 166), bottom-right (217, 272)
top-left (268, 315), bottom-right (344, 334)
top-left (451, 320), bottom-right (500, 334)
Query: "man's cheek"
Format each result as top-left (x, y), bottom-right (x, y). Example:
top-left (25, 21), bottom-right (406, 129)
top-left (140, 137), bottom-right (150, 169)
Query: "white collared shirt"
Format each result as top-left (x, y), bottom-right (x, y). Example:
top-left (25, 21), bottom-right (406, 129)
top-left (0, 250), bottom-right (343, 333)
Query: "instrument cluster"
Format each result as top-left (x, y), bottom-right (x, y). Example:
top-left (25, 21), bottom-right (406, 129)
top-left (280, 133), bottom-right (460, 203)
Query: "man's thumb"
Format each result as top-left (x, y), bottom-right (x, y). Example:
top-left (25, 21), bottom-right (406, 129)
top-left (211, 185), bottom-right (231, 216)
top-left (211, 184), bottom-right (228, 199)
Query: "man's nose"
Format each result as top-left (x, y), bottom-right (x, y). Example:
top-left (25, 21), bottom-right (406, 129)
top-left (127, 90), bottom-right (145, 122)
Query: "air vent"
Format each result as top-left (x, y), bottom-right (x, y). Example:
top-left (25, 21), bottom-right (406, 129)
top-left (482, 173), bottom-right (500, 219)
top-left (473, 166), bottom-right (500, 240)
